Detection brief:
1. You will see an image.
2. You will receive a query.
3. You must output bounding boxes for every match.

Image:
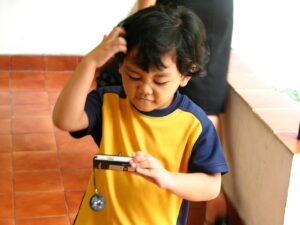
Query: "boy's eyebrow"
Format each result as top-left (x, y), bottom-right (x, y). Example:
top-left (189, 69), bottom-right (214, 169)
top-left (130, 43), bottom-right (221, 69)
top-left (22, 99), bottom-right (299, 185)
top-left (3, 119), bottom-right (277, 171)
top-left (124, 64), bottom-right (171, 77)
top-left (124, 65), bottom-right (140, 74)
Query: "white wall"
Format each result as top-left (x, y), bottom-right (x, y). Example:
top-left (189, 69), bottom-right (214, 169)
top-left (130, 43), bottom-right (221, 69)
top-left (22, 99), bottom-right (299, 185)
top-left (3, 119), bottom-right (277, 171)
top-left (232, 0), bottom-right (300, 90)
top-left (1, 0), bottom-right (299, 92)
top-left (0, 0), bottom-right (136, 55)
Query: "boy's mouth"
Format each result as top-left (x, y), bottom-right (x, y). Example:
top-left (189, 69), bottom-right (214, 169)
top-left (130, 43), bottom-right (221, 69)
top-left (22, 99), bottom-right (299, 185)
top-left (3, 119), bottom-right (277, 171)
top-left (136, 98), bottom-right (153, 103)
top-left (135, 96), bottom-right (154, 102)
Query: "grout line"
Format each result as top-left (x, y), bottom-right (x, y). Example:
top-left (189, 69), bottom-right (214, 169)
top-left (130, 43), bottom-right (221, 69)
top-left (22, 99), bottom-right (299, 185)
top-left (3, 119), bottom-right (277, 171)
top-left (14, 214), bottom-right (68, 220)
top-left (14, 190), bottom-right (66, 195)
top-left (8, 68), bottom-right (16, 225)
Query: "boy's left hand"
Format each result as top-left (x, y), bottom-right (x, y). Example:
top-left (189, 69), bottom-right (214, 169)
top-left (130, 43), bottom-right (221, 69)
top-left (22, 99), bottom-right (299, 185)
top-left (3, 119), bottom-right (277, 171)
top-left (130, 151), bottom-right (171, 189)
top-left (130, 151), bottom-right (221, 201)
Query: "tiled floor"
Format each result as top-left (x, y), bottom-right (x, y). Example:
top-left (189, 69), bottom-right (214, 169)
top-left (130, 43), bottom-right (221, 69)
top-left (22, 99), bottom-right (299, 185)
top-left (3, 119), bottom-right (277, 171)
top-left (0, 58), bottom-right (99, 225)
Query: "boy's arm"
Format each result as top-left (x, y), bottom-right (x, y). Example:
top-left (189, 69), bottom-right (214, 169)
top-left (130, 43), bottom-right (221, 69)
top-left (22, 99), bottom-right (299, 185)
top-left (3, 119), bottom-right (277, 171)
top-left (130, 151), bottom-right (222, 202)
top-left (52, 59), bottom-right (97, 131)
top-left (52, 27), bottom-right (127, 132)
top-left (137, 0), bottom-right (156, 10)
top-left (165, 172), bottom-right (221, 202)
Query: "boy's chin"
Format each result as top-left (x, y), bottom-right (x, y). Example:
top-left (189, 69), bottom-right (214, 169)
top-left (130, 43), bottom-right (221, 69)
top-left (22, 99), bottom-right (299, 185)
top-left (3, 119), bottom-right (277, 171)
top-left (133, 102), bottom-right (170, 113)
top-left (132, 101), bottom-right (156, 112)
top-left (134, 104), bottom-right (154, 112)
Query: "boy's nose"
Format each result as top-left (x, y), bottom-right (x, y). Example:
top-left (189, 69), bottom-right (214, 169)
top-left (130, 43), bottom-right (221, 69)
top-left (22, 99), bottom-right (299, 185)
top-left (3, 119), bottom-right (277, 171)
top-left (138, 83), bottom-right (153, 97)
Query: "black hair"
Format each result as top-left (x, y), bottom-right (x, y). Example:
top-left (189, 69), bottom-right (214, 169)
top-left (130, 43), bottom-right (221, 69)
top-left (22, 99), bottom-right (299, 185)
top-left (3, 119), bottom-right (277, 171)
top-left (116, 4), bottom-right (208, 77)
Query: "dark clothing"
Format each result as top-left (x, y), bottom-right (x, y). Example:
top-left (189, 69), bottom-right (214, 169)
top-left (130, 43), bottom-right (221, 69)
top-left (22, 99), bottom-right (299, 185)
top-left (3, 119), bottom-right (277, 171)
top-left (157, 0), bottom-right (233, 114)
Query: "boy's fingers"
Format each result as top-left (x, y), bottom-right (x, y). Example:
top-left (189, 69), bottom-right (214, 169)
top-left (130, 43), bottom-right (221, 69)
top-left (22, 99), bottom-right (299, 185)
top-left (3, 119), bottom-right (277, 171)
top-left (113, 38), bottom-right (127, 51)
top-left (132, 152), bottom-right (160, 169)
top-left (136, 167), bottom-right (150, 175)
top-left (109, 26), bottom-right (126, 39)
top-left (117, 46), bottom-right (127, 54)
top-left (110, 44), bottom-right (127, 54)
top-left (132, 151), bottom-right (148, 162)
top-left (116, 36), bottom-right (127, 45)
top-left (135, 161), bottom-right (152, 169)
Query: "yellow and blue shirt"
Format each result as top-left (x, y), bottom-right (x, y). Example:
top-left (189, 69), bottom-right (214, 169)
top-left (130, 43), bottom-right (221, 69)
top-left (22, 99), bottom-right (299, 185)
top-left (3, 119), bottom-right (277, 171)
top-left (71, 86), bottom-right (228, 225)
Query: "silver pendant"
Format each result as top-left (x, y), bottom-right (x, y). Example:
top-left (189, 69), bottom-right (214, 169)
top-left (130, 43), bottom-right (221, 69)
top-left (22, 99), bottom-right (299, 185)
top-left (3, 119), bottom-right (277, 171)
top-left (90, 193), bottom-right (106, 211)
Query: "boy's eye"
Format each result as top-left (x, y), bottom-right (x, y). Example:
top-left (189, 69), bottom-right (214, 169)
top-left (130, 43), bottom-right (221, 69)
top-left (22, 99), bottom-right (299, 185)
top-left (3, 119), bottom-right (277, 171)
top-left (128, 74), bottom-right (140, 80)
top-left (154, 80), bottom-right (168, 85)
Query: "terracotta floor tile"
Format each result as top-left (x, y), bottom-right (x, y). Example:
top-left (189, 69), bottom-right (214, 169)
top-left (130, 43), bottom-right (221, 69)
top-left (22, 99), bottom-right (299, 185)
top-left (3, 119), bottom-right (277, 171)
top-left (0, 105), bottom-right (11, 119)
top-left (0, 172), bottom-right (13, 193)
top-left (1, 56), bottom-right (99, 224)
top-left (0, 79), bottom-right (9, 91)
top-left (69, 213), bottom-right (77, 225)
top-left (12, 91), bottom-right (49, 105)
top-left (59, 149), bottom-right (96, 170)
top-left (0, 72), bottom-right (10, 79)
top-left (54, 125), bottom-right (67, 135)
top-left (15, 216), bottom-right (70, 225)
top-left (0, 219), bottom-right (14, 225)
top-left (15, 191), bottom-right (67, 217)
top-left (0, 56), bottom-right (10, 70)
top-left (0, 134), bottom-right (12, 152)
top-left (11, 72), bottom-right (44, 80)
top-left (0, 194), bottom-right (14, 218)
top-left (56, 132), bottom-right (98, 152)
top-left (186, 203), bottom-right (205, 225)
top-left (46, 79), bottom-right (68, 91)
top-left (12, 133), bottom-right (56, 152)
top-left (62, 169), bottom-right (91, 191)
top-left (45, 56), bottom-right (78, 71)
top-left (12, 117), bottom-right (53, 134)
top-left (0, 153), bottom-right (12, 172)
top-left (0, 119), bottom-right (11, 134)
top-left (12, 105), bottom-right (50, 117)
top-left (11, 55), bottom-right (45, 71)
top-left (65, 190), bottom-right (84, 214)
top-left (11, 80), bottom-right (45, 92)
top-left (54, 131), bottom-right (75, 145)
top-left (45, 71), bottom-right (72, 79)
top-left (14, 170), bottom-right (63, 192)
top-left (13, 151), bottom-right (60, 171)
top-left (48, 91), bottom-right (60, 105)
top-left (0, 92), bottom-right (10, 105)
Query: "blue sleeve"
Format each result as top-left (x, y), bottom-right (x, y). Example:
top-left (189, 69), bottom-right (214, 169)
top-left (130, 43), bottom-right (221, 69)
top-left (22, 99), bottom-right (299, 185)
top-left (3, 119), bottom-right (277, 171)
top-left (70, 89), bottom-right (103, 146)
top-left (188, 116), bottom-right (229, 175)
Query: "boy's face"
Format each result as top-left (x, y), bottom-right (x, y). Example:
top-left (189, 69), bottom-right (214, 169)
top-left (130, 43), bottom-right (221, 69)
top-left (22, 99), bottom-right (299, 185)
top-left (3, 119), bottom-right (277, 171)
top-left (119, 53), bottom-right (191, 112)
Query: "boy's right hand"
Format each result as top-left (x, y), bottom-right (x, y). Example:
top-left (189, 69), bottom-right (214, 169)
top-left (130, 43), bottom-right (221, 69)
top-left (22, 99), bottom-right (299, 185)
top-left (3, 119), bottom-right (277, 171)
top-left (52, 27), bottom-right (127, 132)
top-left (86, 26), bottom-right (127, 68)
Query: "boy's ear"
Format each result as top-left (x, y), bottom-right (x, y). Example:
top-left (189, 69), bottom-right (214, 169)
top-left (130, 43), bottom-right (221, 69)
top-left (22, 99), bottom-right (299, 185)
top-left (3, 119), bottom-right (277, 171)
top-left (179, 76), bottom-right (191, 87)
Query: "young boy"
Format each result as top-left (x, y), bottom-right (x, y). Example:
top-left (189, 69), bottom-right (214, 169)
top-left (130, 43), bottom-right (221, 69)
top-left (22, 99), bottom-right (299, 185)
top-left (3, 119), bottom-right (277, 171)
top-left (53, 4), bottom-right (228, 225)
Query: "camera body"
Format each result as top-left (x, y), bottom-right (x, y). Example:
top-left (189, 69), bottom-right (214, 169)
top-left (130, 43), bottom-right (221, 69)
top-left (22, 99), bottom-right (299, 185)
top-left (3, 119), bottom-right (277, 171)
top-left (93, 154), bottom-right (134, 172)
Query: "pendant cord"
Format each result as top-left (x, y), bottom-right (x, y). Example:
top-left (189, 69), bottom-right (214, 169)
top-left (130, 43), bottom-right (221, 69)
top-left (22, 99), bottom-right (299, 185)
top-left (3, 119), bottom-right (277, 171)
top-left (93, 168), bottom-right (98, 194)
